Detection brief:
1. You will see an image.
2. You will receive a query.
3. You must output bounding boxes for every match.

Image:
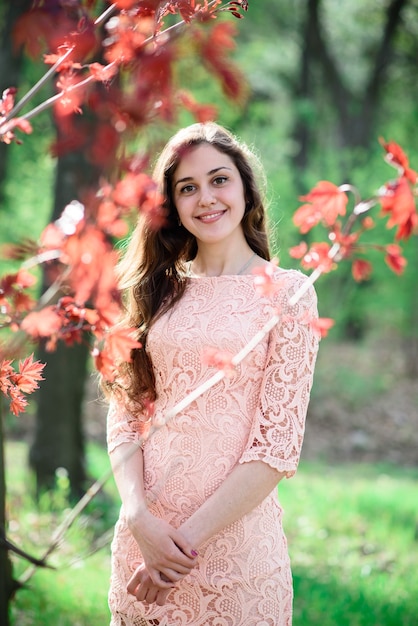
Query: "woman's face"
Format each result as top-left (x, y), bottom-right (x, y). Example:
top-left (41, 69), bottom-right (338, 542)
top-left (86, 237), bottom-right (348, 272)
top-left (172, 143), bottom-right (246, 248)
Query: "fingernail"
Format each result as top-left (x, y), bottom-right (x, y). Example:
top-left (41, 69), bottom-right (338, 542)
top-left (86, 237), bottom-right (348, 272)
top-left (191, 549), bottom-right (198, 557)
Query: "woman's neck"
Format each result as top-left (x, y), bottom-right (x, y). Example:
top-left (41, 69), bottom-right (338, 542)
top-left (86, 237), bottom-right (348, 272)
top-left (190, 242), bottom-right (256, 277)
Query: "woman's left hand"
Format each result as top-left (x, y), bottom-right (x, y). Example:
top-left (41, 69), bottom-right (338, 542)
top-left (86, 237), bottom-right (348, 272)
top-left (127, 565), bottom-right (173, 606)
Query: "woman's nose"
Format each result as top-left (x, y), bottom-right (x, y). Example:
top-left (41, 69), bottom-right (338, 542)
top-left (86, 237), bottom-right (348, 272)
top-left (198, 186), bottom-right (216, 207)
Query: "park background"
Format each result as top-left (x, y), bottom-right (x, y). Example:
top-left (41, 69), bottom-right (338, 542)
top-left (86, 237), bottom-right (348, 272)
top-left (1, 1), bottom-right (417, 625)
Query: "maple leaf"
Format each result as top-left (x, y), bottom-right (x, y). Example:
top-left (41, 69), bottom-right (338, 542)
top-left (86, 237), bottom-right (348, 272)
top-left (40, 223), bottom-right (66, 250)
top-left (97, 200), bottom-right (129, 237)
top-left (0, 360), bottom-right (14, 395)
top-left (352, 259), bottom-right (372, 282)
top-left (296, 181), bottom-right (348, 232)
top-left (292, 203), bottom-right (322, 234)
top-left (310, 317), bottom-right (335, 338)
top-left (328, 224), bottom-right (359, 259)
top-left (89, 62), bottom-right (118, 83)
top-left (9, 388), bottom-right (28, 416)
top-left (105, 327), bottom-right (142, 364)
top-left (21, 306), bottom-right (62, 339)
top-left (385, 244), bottom-right (407, 275)
top-left (114, 0), bottom-right (139, 8)
top-left (252, 259), bottom-right (284, 297)
top-left (197, 22), bottom-right (248, 102)
top-left (14, 355), bottom-right (45, 394)
top-left (15, 269), bottom-right (37, 289)
top-left (55, 71), bottom-right (85, 116)
top-left (62, 226), bottom-right (110, 305)
top-left (1, 87), bottom-right (17, 115)
top-left (289, 242), bottom-right (308, 259)
top-left (177, 90), bottom-right (217, 123)
top-left (380, 176), bottom-right (418, 240)
top-left (380, 138), bottom-right (417, 184)
top-left (202, 346), bottom-right (235, 378)
top-left (92, 249), bottom-right (121, 316)
top-left (300, 242), bottom-right (336, 274)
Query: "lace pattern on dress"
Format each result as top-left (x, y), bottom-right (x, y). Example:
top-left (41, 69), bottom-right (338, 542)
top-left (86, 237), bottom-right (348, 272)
top-left (107, 269), bottom-right (319, 626)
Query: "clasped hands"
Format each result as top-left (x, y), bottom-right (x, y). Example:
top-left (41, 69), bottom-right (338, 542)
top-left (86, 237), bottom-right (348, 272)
top-left (127, 513), bottom-right (198, 606)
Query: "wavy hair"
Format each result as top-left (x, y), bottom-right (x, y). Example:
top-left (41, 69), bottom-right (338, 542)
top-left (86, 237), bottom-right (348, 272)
top-left (107, 122), bottom-right (272, 411)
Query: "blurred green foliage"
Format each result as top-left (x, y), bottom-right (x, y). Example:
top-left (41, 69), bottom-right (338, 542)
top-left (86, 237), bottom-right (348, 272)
top-left (1, 1), bottom-right (417, 341)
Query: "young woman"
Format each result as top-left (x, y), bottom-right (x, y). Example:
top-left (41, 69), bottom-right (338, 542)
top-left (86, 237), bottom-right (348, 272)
top-left (106, 122), bottom-right (320, 626)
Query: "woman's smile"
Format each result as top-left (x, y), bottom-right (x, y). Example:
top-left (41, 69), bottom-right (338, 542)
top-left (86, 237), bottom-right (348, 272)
top-left (173, 143), bottom-right (246, 247)
top-left (195, 209), bottom-right (227, 223)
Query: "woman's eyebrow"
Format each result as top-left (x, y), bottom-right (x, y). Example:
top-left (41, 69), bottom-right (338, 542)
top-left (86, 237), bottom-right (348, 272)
top-left (174, 166), bottom-right (232, 187)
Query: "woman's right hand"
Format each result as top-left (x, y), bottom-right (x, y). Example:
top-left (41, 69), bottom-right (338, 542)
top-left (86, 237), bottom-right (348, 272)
top-left (127, 509), bottom-right (198, 587)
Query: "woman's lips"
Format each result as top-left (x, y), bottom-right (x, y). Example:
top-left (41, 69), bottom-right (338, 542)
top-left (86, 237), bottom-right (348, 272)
top-left (195, 210), bottom-right (226, 223)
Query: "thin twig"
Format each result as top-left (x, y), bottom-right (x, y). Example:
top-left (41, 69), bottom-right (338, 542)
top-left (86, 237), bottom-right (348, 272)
top-left (19, 466), bottom-right (113, 584)
top-left (4, 47), bottom-right (75, 122)
top-left (94, 3), bottom-right (118, 26)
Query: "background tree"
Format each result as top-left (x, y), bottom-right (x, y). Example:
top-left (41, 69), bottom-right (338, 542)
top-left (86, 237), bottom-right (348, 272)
top-left (0, 1), bottom-right (250, 620)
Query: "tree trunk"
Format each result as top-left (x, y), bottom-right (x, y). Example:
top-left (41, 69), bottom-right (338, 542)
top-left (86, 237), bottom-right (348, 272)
top-left (0, 403), bottom-right (14, 626)
top-left (0, 0), bottom-right (32, 204)
top-left (30, 125), bottom-right (101, 497)
top-left (30, 340), bottom-right (90, 497)
top-left (0, 2), bottom-right (35, 621)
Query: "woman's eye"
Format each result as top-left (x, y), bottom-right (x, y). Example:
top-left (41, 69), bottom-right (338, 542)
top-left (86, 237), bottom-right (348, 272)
top-left (180, 184), bottom-right (195, 194)
top-left (213, 176), bottom-right (228, 185)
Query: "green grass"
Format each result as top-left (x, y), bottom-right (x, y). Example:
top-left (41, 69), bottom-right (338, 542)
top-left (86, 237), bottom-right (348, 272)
top-left (279, 463), bottom-right (418, 626)
top-left (5, 442), bottom-right (418, 625)
top-left (6, 441), bottom-right (118, 626)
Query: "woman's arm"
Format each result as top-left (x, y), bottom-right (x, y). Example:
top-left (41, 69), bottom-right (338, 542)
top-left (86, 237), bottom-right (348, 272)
top-left (180, 460), bottom-right (285, 548)
top-left (127, 459), bottom-right (284, 604)
top-left (110, 442), bottom-right (198, 588)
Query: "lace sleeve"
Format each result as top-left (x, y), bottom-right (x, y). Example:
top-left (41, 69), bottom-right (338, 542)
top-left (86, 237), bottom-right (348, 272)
top-left (106, 398), bottom-right (148, 454)
top-left (239, 272), bottom-right (320, 478)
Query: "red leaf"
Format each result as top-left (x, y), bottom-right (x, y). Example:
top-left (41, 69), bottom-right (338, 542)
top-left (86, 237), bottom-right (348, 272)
top-left (380, 177), bottom-right (418, 240)
top-left (297, 181), bottom-right (348, 230)
top-left (92, 347), bottom-right (116, 382)
top-left (300, 242), bottom-right (336, 273)
top-left (9, 388), bottom-right (28, 416)
top-left (89, 62), bottom-right (118, 83)
top-left (21, 306), bottom-right (62, 339)
top-left (202, 346), bottom-right (235, 378)
top-left (380, 138), bottom-right (417, 184)
top-left (352, 259), bottom-right (372, 282)
top-left (198, 22), bottom-right (248, 102)
top-left (105, 327), bottom-right (142, 363)
top-left (0, 360), bottom-right (14, 394)
top-left (40, 223), bottom-right (66, 250)
top-left (177, 90), bottom-right (218, 123)
top-left (62, 227), bottom-right (110, 305)
top-left (113, 0), bottom-right (139, 8)
top-left (310, 317), bottom-right (335, 338)
top-left (14, 355), bottom-right (45, 394)
top-left (385, 244), bottom-right (407, 275)
top-left (252, 259), bottom-right (284, 297)
top-left (289, 242), bottom-right (308, 259)
top-left (1, 87), bottom-right (17, 115)
top-left (55, 71), bottom-right (85, 117)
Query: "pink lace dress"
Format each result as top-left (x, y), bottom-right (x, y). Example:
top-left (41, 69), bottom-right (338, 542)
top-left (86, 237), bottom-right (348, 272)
top-left (107, 269), bottom-right (319, 626)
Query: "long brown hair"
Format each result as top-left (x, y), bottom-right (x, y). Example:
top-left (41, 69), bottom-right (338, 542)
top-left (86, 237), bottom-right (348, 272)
top-left (107, 122), bottom-right (271, 412)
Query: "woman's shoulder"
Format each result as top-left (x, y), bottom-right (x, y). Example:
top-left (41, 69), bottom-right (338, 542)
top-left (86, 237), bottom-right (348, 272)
top-left (253, 261), bottom-right (317, 310)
